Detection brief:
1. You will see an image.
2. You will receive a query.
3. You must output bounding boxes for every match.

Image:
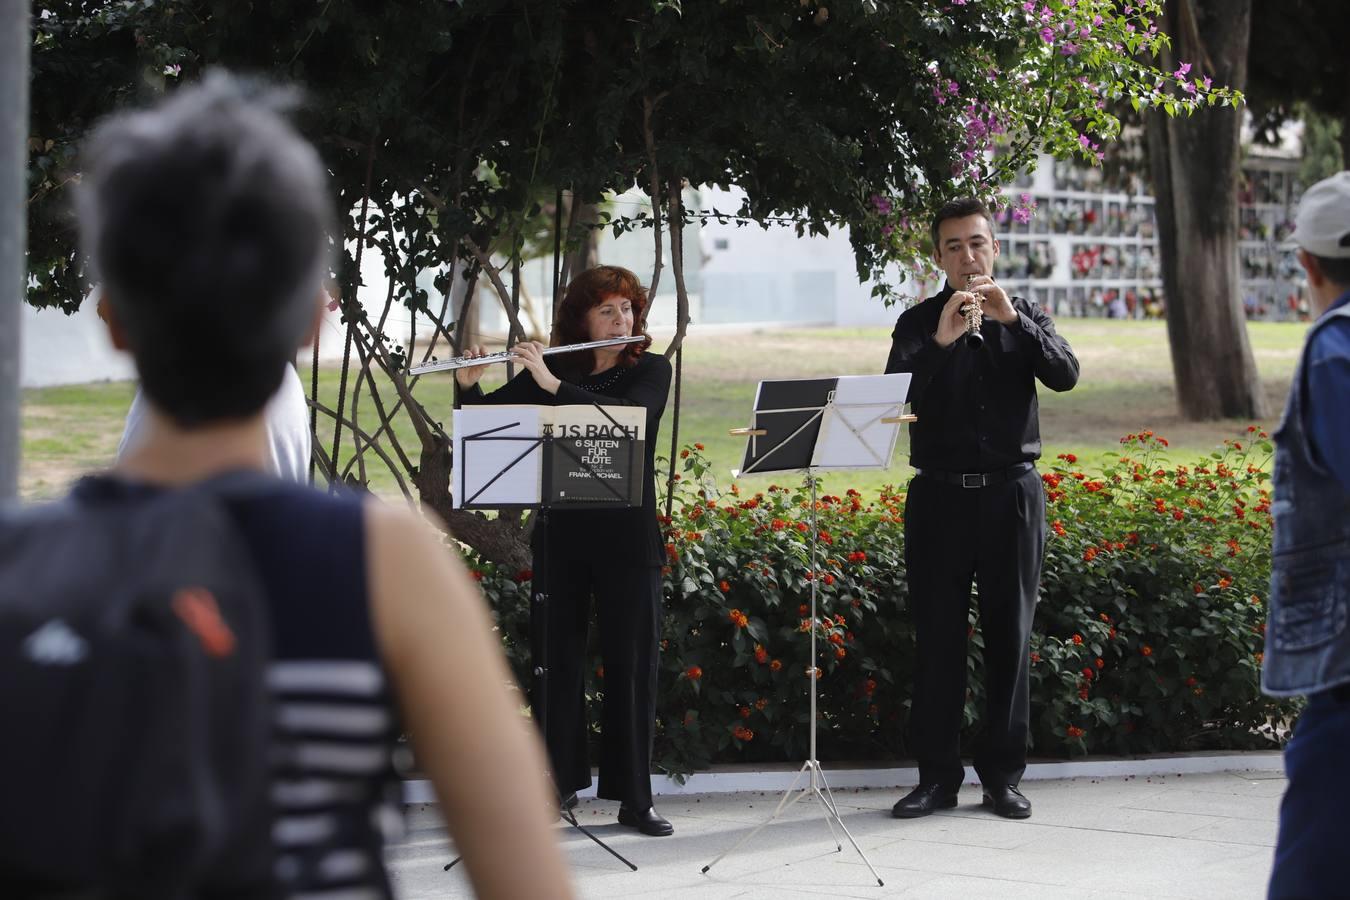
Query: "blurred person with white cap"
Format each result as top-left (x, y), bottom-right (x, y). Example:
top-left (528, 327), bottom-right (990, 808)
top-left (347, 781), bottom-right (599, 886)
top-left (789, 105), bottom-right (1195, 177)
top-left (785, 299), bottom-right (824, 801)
top-left (1263, 170), bottom-right (1350, 900)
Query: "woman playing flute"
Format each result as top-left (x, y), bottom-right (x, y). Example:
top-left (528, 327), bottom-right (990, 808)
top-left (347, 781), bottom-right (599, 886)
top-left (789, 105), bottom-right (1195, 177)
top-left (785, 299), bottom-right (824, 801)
top-left (456, 265), bottom-right (675, 836)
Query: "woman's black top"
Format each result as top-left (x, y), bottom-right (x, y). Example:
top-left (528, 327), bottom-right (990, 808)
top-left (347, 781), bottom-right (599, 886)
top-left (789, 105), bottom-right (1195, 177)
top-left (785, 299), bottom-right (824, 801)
top-left (458, 351), bottom-right (673, 567)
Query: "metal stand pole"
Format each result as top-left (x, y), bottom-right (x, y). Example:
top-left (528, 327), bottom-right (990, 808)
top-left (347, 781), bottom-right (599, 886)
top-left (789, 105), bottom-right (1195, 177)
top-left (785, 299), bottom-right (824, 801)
top-left (0, 0), bottom-right (29, 502)
top-left (445, 446), bottom-right (636, 874)
top-left (702, 474), bottom-right (883, 886)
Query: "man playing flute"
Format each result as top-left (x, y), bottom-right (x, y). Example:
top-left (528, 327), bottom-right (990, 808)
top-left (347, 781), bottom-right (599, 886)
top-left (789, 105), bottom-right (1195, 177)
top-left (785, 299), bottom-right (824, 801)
top-left (884, 198), bottom-right (1079, 820)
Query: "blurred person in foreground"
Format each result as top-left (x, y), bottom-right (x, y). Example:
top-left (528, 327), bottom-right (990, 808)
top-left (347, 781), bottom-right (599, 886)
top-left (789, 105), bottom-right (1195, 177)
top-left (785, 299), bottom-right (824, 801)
top-left (78, 72), bottom-right (573, 899)
top-left (1263, 171), bottom-right (1350, 900)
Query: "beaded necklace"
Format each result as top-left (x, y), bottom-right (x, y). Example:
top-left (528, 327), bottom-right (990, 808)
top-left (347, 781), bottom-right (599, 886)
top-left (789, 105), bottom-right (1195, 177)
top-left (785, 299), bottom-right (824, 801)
top-left (580, 364), bottom-right (627, 393)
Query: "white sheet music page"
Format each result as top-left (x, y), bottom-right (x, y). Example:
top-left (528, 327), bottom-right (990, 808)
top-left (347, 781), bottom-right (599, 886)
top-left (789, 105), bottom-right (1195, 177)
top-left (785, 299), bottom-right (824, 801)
top-left (452, 405), bottom-right (544, 508)
top-left (810, 373), bottom-right (911, 470)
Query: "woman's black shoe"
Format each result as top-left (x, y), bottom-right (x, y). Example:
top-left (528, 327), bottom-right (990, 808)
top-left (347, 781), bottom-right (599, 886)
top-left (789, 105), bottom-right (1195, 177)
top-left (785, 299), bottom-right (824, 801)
top-left (617, 804), bottom-right (674, 836)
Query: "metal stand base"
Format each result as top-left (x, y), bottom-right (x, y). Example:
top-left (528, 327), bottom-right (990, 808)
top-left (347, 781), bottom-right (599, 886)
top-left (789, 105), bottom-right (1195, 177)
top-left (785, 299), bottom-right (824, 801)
top-left (444, 801), bottom-right (637, 873)
top-left (701, 475), bottom-right (883, 887)
top-left (700, 758), bottom-right (883, 885)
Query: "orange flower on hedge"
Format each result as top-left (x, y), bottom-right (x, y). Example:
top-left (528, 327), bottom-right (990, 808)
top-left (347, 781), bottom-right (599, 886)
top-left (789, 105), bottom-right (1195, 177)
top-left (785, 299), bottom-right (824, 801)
top-left (1052, 520), bottom-right (1066, 537)
top-left (666, 543), bottom-right (678, 561)
top-left (728, 608), bottom-right (748, 627)
top-left (1083, 546), bottom-right (1099, 562)
top-left (680, 448), bottom-right (690, 459)
top-left (770, 659), bottom-right (783, 672)
top-left (695, 442), bottom-right (705, 451)
top-left (732, 725), bottom-right (754, 741)
top-left (1066, 725), bottom-right (1085, 738)
top-left (754, 644), bottom-right (769, 664)
top-left (835, 647), bottom-right (847, 660)
top-left (684, 665), bottom-right (703, 680)
top-left (755, 698), bottom-right (768, 710)
top-left (1095, 657), bottom-right (1105, 669)
top-left (1218, 577), bottom-right (1232, 589)
top-left (828, 632), bottom-right (844, 646)
top-left (1072, 634), bottom-right (1083, 645)
top-left (738, 706), bottom-right (751, 719)
top-left (720, 581), bottom-right (733, 595)
top-left (1141, 645), bottom-right (1153, 657)
top-left (823, 573), bottom-right (835, 586)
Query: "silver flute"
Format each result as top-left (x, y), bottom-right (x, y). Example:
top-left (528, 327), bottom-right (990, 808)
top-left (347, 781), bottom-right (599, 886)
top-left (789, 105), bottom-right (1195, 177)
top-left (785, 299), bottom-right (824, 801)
top-left (407, 334), bottom-right (645, 376)
top-left (960, 275), bottom-right (985, 348)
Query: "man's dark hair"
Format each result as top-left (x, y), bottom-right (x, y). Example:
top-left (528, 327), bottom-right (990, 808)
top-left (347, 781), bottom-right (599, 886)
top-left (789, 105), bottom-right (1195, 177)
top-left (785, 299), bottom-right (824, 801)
top-left (78, 71), bottom-right (333, 427)
top-left (1310, 252), bottom-right (1350, 287)
top-left (931, 198), bottom-right (996, 253)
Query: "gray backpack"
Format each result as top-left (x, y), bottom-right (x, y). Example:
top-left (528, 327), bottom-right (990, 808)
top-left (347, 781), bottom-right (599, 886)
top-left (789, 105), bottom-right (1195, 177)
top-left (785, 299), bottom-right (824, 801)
top-left (0, 473), bottom-right (282, 899)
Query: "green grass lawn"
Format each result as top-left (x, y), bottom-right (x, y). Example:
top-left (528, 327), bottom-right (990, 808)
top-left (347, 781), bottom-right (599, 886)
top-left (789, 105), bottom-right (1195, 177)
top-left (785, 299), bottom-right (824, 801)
top-left (19, 319), bottom-right (1308, 502)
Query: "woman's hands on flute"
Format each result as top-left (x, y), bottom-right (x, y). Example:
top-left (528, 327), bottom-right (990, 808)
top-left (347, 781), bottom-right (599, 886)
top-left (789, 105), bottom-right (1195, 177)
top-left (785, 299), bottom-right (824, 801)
top-left (511, 341), bottom-right (562, 395)
top-left (454, 346), bottom-right (493, 389)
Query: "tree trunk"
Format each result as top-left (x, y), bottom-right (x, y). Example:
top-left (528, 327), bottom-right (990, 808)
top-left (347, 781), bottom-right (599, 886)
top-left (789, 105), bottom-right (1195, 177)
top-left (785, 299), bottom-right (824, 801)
top-left (1147, 0), bottom-right (1266, 420)
top-left (564, 198), bottom-right (601, 283)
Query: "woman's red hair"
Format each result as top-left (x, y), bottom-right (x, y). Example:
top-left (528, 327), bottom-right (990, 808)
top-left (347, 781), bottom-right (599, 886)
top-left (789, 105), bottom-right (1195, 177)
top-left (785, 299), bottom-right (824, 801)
top-left (552, 265), bottom-right (654, 375)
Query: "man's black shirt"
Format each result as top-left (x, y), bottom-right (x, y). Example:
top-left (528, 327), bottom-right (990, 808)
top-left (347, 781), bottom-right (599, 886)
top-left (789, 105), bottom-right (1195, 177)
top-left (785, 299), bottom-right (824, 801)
top-left (884, 285), bottom-right (1079, 472)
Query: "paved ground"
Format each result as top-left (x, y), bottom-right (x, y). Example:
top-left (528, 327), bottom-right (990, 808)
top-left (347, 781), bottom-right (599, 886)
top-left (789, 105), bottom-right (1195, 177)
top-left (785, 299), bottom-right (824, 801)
top-left (387, 769), bottom-right (1284, 899)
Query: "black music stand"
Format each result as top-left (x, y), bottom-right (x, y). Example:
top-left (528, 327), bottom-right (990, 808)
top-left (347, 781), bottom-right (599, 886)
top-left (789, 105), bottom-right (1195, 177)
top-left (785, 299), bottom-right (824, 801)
top-left (702, 374), bottom-right (912, 887)
top-left (444, 403), bottom-right (645, 874)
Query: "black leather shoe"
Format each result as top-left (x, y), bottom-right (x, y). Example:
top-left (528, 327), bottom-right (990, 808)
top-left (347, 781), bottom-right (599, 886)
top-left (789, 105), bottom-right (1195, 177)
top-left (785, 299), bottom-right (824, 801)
top-left (618, 805), bottom-right (674, 836)
top-left (982, 784), bottom-right (1032, 819)
top-left (891, 783), bottom-right (959, 819)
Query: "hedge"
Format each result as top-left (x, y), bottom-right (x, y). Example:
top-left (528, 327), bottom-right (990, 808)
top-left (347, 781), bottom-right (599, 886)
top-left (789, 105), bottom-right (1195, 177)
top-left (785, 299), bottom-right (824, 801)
top-left (470, 429), bottom-right (1295, 779)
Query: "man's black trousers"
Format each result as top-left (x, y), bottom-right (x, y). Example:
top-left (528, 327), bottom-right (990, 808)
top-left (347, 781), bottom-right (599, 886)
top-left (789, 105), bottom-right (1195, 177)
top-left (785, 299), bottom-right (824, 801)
top-left (533, 556), bottom-right (661, 809)
top-left (902, 466), bottom-right (1045, 790)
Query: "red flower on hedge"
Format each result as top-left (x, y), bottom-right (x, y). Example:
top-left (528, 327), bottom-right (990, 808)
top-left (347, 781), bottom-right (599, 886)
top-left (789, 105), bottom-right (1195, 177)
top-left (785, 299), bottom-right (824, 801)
top-left (720, 581), bottom-right (732, 594)
top-left (471, 570), bottom-right (484, 581)
top-left (728, 608), bottom-right (748, 628)
top-left (796, 522), bottom-right (809, 533)
top-left (1058, 453), bottom-right (1078, 463)
top-left (823, 573), bottom-right (835, 586)
top-left (1072, 634), bottom-right (1083, 645)
top-left (1141, 645), bottom-right (1153, 657)
top-left (738, 706), bottom-right (751, 719)
top-left (754, 644), bottom-right (769, 664)
top-left (732, 725), bottom-right (754, 741)
top-left (755, 697), bottom-right (768, 711)
top-left (666, 543), bottom-right (678, 561)
top-left (864, 679), bottom-right (877, 695)
top-left (1066, 725), bottom-right (1086, 738)
top-left (770, 659), bottom-right (783, 672)
top-left (798, 604), bottom-right (809, 616)
top-left (1096, 657), bottom-right (1105, 669)
top-left (1052, 520), bottom-right (1066, 537)
top-left (772, 519), bottom-right (787, 531)
top-left (835, 647), bottom-right (847, 660)
top-left (1081, 668), bottom-right (1094, 680)
top-left (695, 442), bottom-right (705, 451)
top-left (1083, 546), bottom-right (1098, 562)
top-left (684, 665), bottom-right (703, 680)
top-left (680, 449), bottom-right (690, 459)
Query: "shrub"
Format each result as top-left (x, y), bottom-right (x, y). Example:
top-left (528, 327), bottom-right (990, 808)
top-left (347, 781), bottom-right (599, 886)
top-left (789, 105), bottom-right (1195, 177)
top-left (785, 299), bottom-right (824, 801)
top-left (469, 429), bottom-right (1295, 779)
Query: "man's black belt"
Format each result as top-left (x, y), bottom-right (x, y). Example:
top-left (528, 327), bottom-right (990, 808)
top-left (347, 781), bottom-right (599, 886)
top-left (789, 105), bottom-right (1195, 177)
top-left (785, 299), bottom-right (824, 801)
top-left (914, 461), bottom-right (1034, 489)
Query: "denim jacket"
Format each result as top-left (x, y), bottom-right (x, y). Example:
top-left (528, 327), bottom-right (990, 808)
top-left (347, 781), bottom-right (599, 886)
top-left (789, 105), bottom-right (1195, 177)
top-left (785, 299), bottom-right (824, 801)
top-left (1261, 302), bottom-right (1350, 697)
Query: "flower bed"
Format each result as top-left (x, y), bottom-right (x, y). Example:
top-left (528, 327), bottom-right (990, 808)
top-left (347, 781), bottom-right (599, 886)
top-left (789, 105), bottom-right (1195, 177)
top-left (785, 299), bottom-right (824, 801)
top-left (470, 431), bottom-right (1295, 779)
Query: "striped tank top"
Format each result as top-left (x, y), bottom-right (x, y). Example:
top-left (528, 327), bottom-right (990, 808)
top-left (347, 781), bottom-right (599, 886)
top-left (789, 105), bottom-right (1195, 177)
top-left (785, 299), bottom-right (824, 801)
top-left (222, 482), bottom-right (403, 900)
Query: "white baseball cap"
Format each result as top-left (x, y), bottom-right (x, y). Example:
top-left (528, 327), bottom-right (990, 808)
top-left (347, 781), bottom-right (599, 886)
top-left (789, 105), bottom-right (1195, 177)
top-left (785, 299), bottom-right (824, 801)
top-left (1294, 171), bottom-right (1350, 258)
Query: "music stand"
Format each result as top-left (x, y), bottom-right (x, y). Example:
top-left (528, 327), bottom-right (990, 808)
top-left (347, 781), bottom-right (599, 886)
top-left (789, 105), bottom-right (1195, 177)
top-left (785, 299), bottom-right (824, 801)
top-left (701, 373), bottom-right (912, 887)
top-left (444, 403), bottom-right (646, 874)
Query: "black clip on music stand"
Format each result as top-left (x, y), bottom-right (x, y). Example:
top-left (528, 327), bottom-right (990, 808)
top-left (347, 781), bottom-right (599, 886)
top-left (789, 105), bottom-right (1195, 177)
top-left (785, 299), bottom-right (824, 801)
top-left (700, 375), bottom-right (913, 887)
top-left (444, 404), bottom-right (644, 874)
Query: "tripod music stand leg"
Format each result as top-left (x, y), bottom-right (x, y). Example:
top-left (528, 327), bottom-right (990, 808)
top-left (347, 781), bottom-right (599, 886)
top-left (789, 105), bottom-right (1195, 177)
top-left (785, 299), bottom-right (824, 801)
top-left (811, 784), bottom-right (884, 887)
top-left (807, 764), bottom-right (843, 851)
top-left (701, 762), bottom-right (813, 874)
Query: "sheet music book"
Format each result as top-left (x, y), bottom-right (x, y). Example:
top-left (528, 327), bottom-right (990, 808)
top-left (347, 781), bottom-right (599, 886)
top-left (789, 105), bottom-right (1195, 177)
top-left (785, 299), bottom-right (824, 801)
top-left (453, 405), bottom-right (645, 509)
